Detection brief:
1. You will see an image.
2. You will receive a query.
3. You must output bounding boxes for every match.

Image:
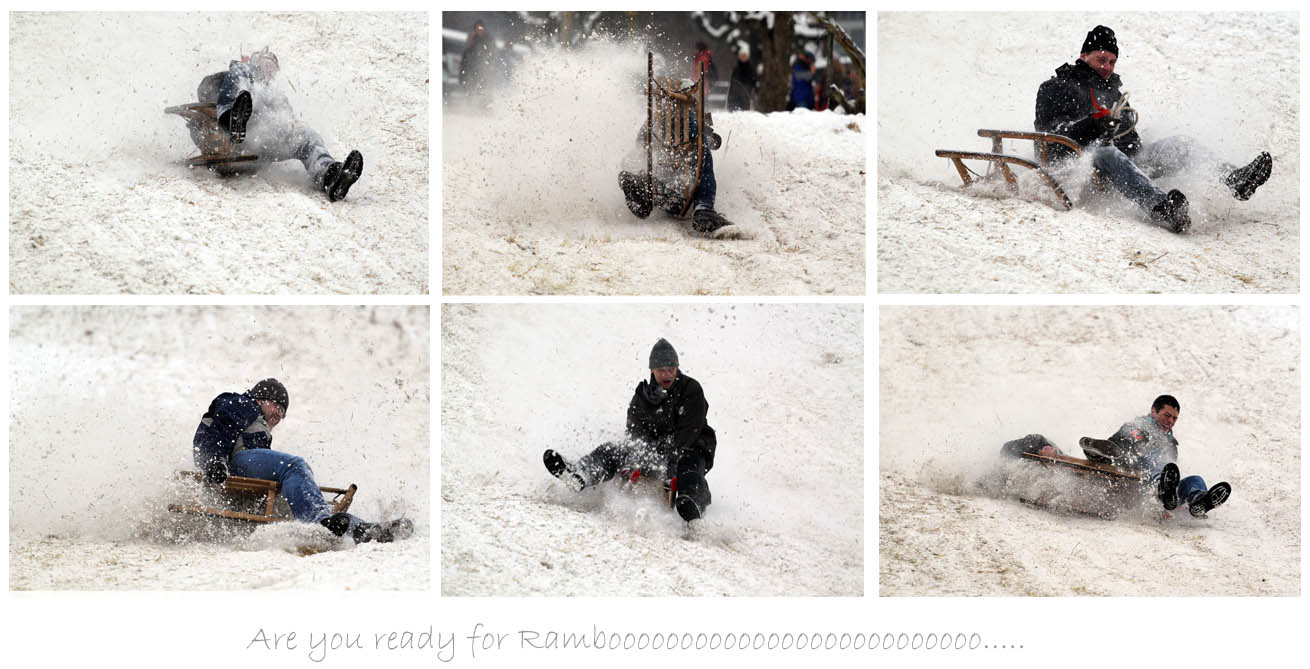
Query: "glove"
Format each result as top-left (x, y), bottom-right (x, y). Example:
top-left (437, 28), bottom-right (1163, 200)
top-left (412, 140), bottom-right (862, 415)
top-left (204, 460), bottom-right (229, 485)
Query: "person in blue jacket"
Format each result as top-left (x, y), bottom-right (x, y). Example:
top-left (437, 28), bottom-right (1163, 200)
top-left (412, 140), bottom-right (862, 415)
top-left (192, 378), bottom-right (410, 542)
top-left (790, 50), bottom-right (816, 110)
top-left (196, 46), bottom-right (364, 201)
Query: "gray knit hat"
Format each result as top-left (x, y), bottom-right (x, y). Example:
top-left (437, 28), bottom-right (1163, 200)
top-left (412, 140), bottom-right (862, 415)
top-left (648, 338), bottom-right (679, 368)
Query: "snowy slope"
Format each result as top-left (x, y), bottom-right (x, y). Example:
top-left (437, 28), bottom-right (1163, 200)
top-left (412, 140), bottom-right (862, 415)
top-left (442, 41), bottom-right (865, 296)
top-left (8, 306), bottom-right (430, 590)
top-left (441, 303), bottom-right (863, 596)
top-left (878, 12), bottom-right (1298, 293)
top-left (879, 306), bottom-right (1299, 596)
top-left (8, 12), bottom-right (428, 294)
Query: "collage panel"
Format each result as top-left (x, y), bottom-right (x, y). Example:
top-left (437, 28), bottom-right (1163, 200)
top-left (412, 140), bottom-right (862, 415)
top-left (877, 12), bottom-right (1297, 293)
top-left (442, 11), bottom-right (866, 296)
top-left (8, 305), bottom-right (430, 590)
top-left (441, 302), bottom-right (864, 596)
top-left (879, 305), bottom-right (1299, 596)
top-left (9, 12), bottom-right (429, 295)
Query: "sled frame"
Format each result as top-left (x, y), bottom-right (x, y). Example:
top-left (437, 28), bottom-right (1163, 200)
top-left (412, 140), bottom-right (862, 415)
top-left (164, 102), bottom-right (259, 171)
top-left (935, 129), bottom-right (1086, 211)
top-left (647, 52), bottom-right (706, 218)
top-left (168, 470), bottom-right (356, 524)
top-left (617, 468), bottom-right (677, 508)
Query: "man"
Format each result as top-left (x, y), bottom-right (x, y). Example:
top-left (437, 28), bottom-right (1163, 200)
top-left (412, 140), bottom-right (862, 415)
top-left (542, 339), bottom-right (717, 522)
top-left (459, 19), bottom-right (507, 104)
top-left (728, 46), bottom-right (757, 112)
top-left (790, 50), bottom-right (816, 110)
top-left (192, 378), bottom-right (411, 542)
top-left (197, 46), bottom-right (364, 202)
top-left (617, 115), bottom-right (736, 237)
top-left (1035, 25), bottom-right (1272, 233)
top-left (1104, 394), bottom-right (1231, 518)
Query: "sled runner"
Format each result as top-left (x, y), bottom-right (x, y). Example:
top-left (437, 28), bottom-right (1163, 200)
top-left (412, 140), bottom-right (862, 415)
top-left (167, 470), bottom-right (356, 524)
top-left (935, 129), bottom-right (1086, 210)
top-left (164, 102), bottom-right (260, 175)
top-left (646, 52), bottom-right (710, 218)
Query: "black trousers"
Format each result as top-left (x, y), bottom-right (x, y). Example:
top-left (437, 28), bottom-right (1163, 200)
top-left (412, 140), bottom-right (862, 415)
top-left (577, 441), bottom-right (712, 511)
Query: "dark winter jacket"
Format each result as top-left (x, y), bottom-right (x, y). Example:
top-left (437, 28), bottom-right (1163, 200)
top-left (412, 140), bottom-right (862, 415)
top-left (192, 391), bottom-right (274, 468)
top-left (728, 59), bottom-right (757, 111)
top-left (1106, 414), bottom-right (1178, 473)
top-left (626, 371), bottom-right (717, 471)
top-left (1034, 59), bottom-right (1142, 162)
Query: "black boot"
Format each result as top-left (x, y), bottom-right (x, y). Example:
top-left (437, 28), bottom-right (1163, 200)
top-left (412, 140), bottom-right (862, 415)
top-left (1156, 462), bottom-right (1180, 510)
top-left (220, 90), bottom-right (253, 143)
top-left (1149, 189), bottom-right (1191, 234)
top-left (322, 150), bottom-right (364, 202)
top-left (353, 518), bottom-right (414, 543)
top-left (692, 207), bottom-right (734, 235)
top-left (1188, 482), bottom-right (1231, 518)
top-left (675, 494), bottom-right (702, 522)
top-left (1224, 152), bottom-right (1272, 201)
top-left (618, 171), bottom-right (653, 219)
top-left (543, 449), bottom-right (585, 491)
top-left (320, 511), bottom-right (352, 537)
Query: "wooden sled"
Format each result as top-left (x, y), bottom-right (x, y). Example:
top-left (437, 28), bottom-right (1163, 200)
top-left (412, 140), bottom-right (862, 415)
top-left (617, 468), bottom-right (676, 508)
top-left (164, 102), bottom-right (259, 175)
top-left (646, 52), bottom-right (709, 218)
top-left (168, 470), bottom-right (356, 524)
top-left (1015, 440), bottom-right (1150, 518)
top-left (935, 129), bottom-right (1086, 210)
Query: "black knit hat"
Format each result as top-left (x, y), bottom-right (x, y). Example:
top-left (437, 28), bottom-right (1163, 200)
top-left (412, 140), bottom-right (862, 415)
top-left (249, 378), bottom-right (289, 414)
top-left (1081, 25), bottom-right (1118, 56)
top-left (648, 338), bottom-right (679, 369)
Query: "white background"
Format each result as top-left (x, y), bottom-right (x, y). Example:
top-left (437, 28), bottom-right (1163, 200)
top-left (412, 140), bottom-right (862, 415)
top-left (4, 3), bottom-right (1308, 669)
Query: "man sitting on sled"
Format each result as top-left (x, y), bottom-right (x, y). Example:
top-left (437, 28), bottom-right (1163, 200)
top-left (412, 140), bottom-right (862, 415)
top-left (197, 46), bottom-right (364, 201)
top-left (1035, 25), bottom-right (1272, 233)
top-left (541, 339), bottom-right (717, 522)
top-left (192, 378), bottom-right (411, 542)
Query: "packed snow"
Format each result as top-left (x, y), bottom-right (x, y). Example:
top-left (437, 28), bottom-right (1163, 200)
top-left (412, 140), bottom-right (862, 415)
top-left (8, 306), bottom-right (430, 590)
top-left (442, 41), bottom-right (865, 295)
top-left (8, 12), bottom-right (428, 294)
top-left (880, 305), bottom-right (1299, 596)
top-left (441, 303), bottom-right (863, 596)
top-left (878, 12), bottom-right (1298, 293)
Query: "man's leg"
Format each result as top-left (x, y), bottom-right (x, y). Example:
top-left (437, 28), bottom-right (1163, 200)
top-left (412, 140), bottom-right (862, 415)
top-left (1176, 474), bottom-right (1208, 505)
top-left (672, 450), bottom-right (711, 521)
top-left (1091, 146), bottom-right (1190, 232)
top-left (229, 448), bottom-right (334, 523)
top-left (1138, 136), bottom-right (1272, 201)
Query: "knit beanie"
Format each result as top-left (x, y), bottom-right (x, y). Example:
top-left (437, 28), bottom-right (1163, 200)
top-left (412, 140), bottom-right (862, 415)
top-left (249, 378), bottom-right (289, 414)
top-left (648, 338), bottom-right (679, 369)
top-left (1081, 25), bottom-right (1118, 56)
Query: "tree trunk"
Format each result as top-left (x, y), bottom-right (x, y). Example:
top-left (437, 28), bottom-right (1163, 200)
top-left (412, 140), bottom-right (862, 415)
top-left (756, 13), bottom-right (794, 113)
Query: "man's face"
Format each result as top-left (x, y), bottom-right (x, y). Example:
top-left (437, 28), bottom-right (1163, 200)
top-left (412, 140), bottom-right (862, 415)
top-left (257, 399), bottom-right (285, 429)
top-left (1080, 50), bottom-right (1117, 80)
top-left (651, 366), bottom-right (678, 389)
top-left (1151, 404), bottom-right (1178, 431)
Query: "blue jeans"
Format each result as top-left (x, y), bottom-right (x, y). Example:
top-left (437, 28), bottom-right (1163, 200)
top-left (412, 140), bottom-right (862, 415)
top-left (1091, 136), bottom-right (1236, 212)
top-left (1176, 475), bottom-right (1208, 505)
top-left (230, 448), bottom-right (357, 527)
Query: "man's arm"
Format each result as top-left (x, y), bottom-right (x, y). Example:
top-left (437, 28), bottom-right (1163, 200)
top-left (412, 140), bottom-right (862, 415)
top-left (669, 380), bottom-right (710, 458)
top-left (1034, 78), bottom-right (1104, 147)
